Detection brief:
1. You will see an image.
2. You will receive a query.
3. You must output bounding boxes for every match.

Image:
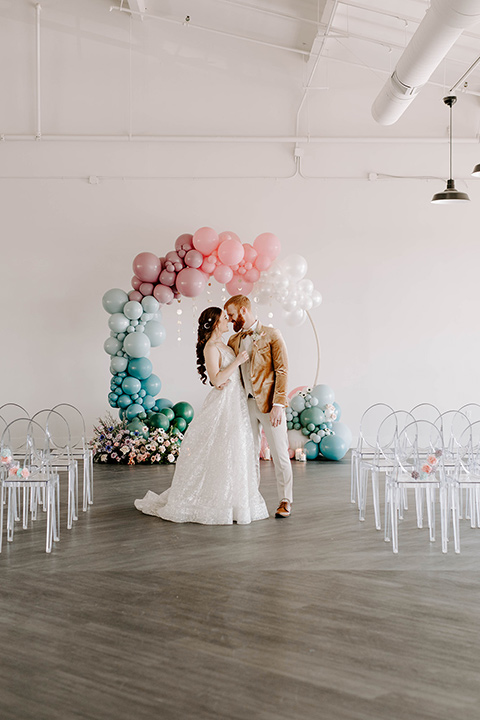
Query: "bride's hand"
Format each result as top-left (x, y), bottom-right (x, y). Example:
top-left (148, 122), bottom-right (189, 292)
top-left (236, 351), bottom-right (249, 366)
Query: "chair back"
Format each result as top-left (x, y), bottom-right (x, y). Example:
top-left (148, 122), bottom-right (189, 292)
top-left (50, 404), bottom-right (88, 452)
top-left (357, 403), bottom-right (394, 451)
top-left (458, 403), bottom-right (480, 424)
top-left (434, 410), bottom-right (470, 461)
top-left (396, 420), bottom-right (444, 478)
top-left (375, 410), bottom-right (415, 462)
top-left (0, 403), bottom-right (29, 425)
top-left (410, 403), bottom-right (442, 424)
top-left (32, 409), bottom-right (73, 458)
top-left (0, 418), bottom-right (51, 472)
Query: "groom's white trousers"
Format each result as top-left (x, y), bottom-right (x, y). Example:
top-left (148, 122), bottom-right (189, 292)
top-left (247, 398), bottom-right (293, 504)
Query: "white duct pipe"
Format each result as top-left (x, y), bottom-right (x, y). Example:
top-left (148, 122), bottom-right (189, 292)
top-left (372, 0), bottom-right (480, 125)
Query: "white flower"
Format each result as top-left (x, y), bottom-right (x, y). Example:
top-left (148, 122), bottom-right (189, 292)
top-left (167, 454), bottom-right (175, 463)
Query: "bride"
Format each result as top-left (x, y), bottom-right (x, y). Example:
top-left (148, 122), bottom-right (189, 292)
top-left (134, 307), bottom-right (269, 525)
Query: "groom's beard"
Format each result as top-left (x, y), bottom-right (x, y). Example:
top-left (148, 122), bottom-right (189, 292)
top-left (233, 318), bottom-right (245, 333)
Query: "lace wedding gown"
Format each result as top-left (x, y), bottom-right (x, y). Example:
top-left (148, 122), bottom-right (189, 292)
top-left (134, 344), bottom-right (269, 525)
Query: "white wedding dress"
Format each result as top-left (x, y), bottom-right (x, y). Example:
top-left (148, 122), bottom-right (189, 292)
top-left (134, 344), bottom-right (269, 525)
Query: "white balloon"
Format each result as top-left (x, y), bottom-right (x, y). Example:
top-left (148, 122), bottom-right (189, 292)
top-left (298, 278), bottom-right (314, 295)
top-left (283, 298), bottom-right (297, 312)
top-left (311, 290), bottom-right (322, 308)
top-left (280, 254), bottom-right (308, 281)
top-left (283, 308), bottom-right (306, 326)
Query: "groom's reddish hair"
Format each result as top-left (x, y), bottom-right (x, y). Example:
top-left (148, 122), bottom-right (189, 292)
top-left (224, 295), bottom-right (251, 311)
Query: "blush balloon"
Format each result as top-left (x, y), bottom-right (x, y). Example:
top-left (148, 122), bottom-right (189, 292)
top-left (192, 227), bottom-right (220, 256)
top-left (218, 231), bottom-right (241, 244)
top-left (176, 268), bottom-right (207, 298)
top-left (131, 276), bottom-right (142, 291)
top-left (244, 268), bottom-right (260, 283)
top-left (153, 284), bottom-right (174, 304)
top-left (213, 265), bottom-right (234, 284)
top-left (243, 243), bottom-right (257, 263)
top-left (226, 277), bottom-right (254, 296)
top-left (218, 238), bottom-right (244, 267)
top-left (129, 290), bottom-right (143, 302)
top-left (185, 249), bottom-right (204, 269)
top-left (132, 252), bottom-right (161, 283)
top-left (201, 260), bottom-right (215, 275)
top-left (159, 269), bottom-right (176, 286)
top-left (255, 254), bottom-right (273, 271)
top-left (139, 283), bottom-right (154, 296)
top-left (175, 233), bottom-right (193, 253)
top-left (253, 233), bottom-right (281, 260)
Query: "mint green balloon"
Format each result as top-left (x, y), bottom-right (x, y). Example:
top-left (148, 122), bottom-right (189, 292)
top-left (102, 288), bottom-right (129, 314)
top-left (104, 337), bottom-right (122, 356)
top-left (110, 356), bottom-right (128, 373)
top-left (108, 313), bottom-right (130, 333)
top-left (300, 407), bottom-right (324, 428)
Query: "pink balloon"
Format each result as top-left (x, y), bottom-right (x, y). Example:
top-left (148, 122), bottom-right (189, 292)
top-left (255, 254), bottom-right (272, 271)
top-left (131, 275), bottom-right (142, 291)
top-left (129, 290), bottom-right (143, 302)
top-left (132, 252), bottom-right (161, 283)
top-left (243, 243), bottom-right (257, 263)
top-left (153, 284), bottom-right (174, 305)
top-left (226, 276), bottom-right (254, 296)
top-left (159, 269), bottom-right (176, 286)
top-left (253, 232), bottom-right (281, 260)
top-left (218, 238), bottom-right (244, 267)
top-left (166, 251), bottom-right (183, 266)
top-left (175, 233), bottom-right (193, 253)
top-left (176, 268), bottom-right (207, 298)
top-left (139, 282), bottom-right (154, 296)
top-left (193, 227), bottom-right (220, 256)
top-left (238, 267), bottom-right (246, 275)
top-left (218, 231), bottom-right (241, 244)
top-left (213, 265), bottom-right (234, 284)
top-left (244, 267), bottom-right (260, 283)
top-left (184, 249), bottom-right (204, 269)
top-left (201, 260), bottom-right (215, 275)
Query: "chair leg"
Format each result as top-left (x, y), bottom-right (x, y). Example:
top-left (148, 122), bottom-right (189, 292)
top-left (372, 470), bottom-right (381, 530)
top-left (426, 486), bottom-right (435, 543)
top-left (440, 485), bottom-right (448, 554)
top-left (390, 486), bottom-right (398, 554)
top-left (350, 453), bottom-right (357, 504)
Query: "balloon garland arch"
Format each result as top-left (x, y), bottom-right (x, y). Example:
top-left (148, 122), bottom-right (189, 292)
top-left (100, 227), bottom-right (350, 462)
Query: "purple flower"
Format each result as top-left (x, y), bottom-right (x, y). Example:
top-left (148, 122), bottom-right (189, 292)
top-left (411, 470), bottom-right (419, 479)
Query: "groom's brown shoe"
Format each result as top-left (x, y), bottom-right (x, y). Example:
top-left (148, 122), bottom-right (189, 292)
top-left (275, 501), bottom-right (291, 518)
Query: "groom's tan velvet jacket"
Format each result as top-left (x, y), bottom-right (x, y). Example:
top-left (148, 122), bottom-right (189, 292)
top-left (228, 322), bottom-right (289, 414)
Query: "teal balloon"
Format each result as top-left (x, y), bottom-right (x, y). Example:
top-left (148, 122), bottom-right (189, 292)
top-left (122, 376), bottom-right (141, 395)
top-left (293, 422), bottom-right (301, 430)
top-left (290, 395), bottom-right (306, 413)
top-left (149, 412), bottom-right (170, 430)
top-left (300, 407), bottom-right (324, 428)
top-left (110, 357), bottom-right (128, 374)
top-left (108, 393), bottom-right (118, 407)
top-left (104, 337), bottom-right (122, 356)
top-left (172, 401), bottom-right (194, 424)
top-left (173, 417), bottom-right (187, 432)
top-left (287, 421), bottom-right (293, 430)
top-left (125, 403), bottom-right (143, 420)
top-left (301, 427), bottom-right (310, 436)
top-left (128, 357), bottom-right (153, 380)
top-left (311, 384), bottom-right (335, 407)
top-left (123, 332), bottom-right (151, 359)
top-left (304, 441), bottom-right (319, 460)
top-left (319, 435), bottom-right (348, 461)
top-left (332, 422), bottom-right (352, 448)
top-left (127, 418), bottom-right (149, 438)
top-left (102, 288), bottom-right (129, 314)
top-left (108, 313), bottom-right (130, 333)
top-left (119, 408), bottom-right (126, 421)
top-left (144, 320), bottom-right (166, 347)
top-left (141, 296), bottom-right (160, 314)
top-left (117, 394), bottom-right (133, 409)
top-left (142, 394), bottom-right (156, 411)
top-left (333, 402), bottom-right (342, 421)
top-left (307, 423), bottom-right (316, 432)
top-left (160, 407), bottom-right (175, 422)
top-left (155, 398), bottom-right (173, 411)
top-left (142, 374), bottom-right (162, 397)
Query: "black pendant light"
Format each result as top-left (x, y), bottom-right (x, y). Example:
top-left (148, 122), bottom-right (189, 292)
top-left (431, 95), bottom-right (470, 204)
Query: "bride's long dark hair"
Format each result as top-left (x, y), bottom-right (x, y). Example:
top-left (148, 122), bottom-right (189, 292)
top-left (196, 307), bottom-right (222, 385)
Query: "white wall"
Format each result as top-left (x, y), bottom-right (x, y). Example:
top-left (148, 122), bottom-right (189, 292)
top-left (1, 2), bottom-right (480, 440)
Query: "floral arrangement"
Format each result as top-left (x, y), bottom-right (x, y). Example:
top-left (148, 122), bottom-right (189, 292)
top-left (411, 449), bottom-right (443, 479)
top-left (91, 413), bottom-right (183, 465)
top-left (0, 450), bottom-right (31, 478)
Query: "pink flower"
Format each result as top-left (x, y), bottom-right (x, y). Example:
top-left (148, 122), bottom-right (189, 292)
top-left (20, 468), bottom-right (30, 479)
top-left (0, 454), bottom-right (11, 465)
top-left (422, 464), bottom-right (432, 474)
top-left (8, 466), bottom-right (18, 476)
top-left (427, 455), bottom-right (438, 466)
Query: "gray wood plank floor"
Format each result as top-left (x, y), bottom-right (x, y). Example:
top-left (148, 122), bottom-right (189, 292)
top-left (2, 454), bottom-right (480, 720)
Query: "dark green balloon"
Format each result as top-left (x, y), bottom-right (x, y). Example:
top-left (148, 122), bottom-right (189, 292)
top-left (160, 407), bottom-right (175, 422)
top-left (173, 417), bottom-right (187, 432)
top-left (172, 401), bottom-right (194, 424)
top-left (149, 412), bottom-right (170, 430)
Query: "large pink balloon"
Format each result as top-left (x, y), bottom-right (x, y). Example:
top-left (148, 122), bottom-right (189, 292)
top-left (201, 259), bottom-right (215, 275)
top-left (213, 264), bottom-right (234, 284)
top-left (218, 230), bottom-right (241, 244)
top-left (176, 268), bottom-right (207, 298)
top-left (175, 233), bottom-right (193, 254)
top-left (132, 252), bottom-right (161, 283)
top-left (153, 284), bottom-right (174, 304)
top-left (253, 233), bottom-right (281, 260)
top-left (255, 254), bottom-right (273, 271)
top-left (131, 275), bottom-right (142, 291)
top-left (159, 269), bottom-right (176, 286)
top-left (226, 277), bottom-right (254, 296)
top-left (193, 227), bottom-right (220, 256)
top-left (218, 238), bottom-right (244, 266)
top-left (184, 249), bottom-right (204, 269)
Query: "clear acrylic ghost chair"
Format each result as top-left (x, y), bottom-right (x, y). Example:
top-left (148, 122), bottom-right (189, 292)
top-left (458, 403), bottom-right (480, 424)
top-left (351, 403), bottom-right (394, 506)
top-left (32, 409), bottom-right (78, 529)
top-left (358, 410), bottom-right (414, 529)
top-left (0, 418), bottom-right (60, 553)
top-left (0, 403), bottom-right (29, 424)
top-left (434, 410), bottom-right (471, 519)
top-left (51, 404), bottom-right (93, 512)
top-left (384, 420), bottom-right (452, 554)
top-left (410, 403), bottom-right (442, 424)
top-left (450, 421), bottom-right (480, 542)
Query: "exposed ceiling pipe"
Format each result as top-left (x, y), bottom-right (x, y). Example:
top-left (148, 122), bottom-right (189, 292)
top-left (372, 0), bottom-right (480, 125)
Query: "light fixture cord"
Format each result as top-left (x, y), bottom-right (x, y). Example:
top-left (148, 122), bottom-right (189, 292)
top-left (449, 101), bottom-right (453, 180)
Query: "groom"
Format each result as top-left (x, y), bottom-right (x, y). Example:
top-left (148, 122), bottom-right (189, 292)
top-left (224, 295), bottom-right (293, 518)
